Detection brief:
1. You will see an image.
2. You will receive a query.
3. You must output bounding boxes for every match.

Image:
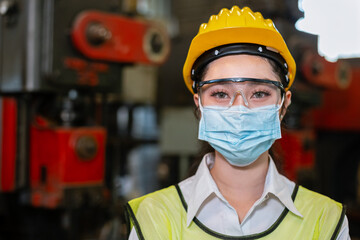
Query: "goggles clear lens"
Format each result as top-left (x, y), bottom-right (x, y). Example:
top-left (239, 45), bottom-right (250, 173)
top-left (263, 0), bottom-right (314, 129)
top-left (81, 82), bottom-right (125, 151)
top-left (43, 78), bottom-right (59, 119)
top-left (198, 78), bottom-right (283, 109)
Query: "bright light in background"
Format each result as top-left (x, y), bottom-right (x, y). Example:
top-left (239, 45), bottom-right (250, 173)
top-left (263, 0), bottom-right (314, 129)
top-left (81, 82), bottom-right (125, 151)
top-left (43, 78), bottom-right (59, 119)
top-left (296, 0), bottom-right (360, 62)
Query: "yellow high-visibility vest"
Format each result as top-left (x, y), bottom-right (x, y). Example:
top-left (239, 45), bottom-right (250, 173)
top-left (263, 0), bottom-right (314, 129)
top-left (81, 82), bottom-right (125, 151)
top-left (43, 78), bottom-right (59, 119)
top-left (125, 185), bottom-right (345, 240)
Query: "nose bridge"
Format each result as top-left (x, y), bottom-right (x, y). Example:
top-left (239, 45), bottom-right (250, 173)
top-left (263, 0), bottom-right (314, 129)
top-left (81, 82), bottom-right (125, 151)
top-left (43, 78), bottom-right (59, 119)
top-left (230, 90), bottom-right (249, 107)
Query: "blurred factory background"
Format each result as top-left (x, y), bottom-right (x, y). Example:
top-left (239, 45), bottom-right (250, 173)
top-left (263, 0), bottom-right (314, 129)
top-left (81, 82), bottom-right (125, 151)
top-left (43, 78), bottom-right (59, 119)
top-left (0, 0), bottom-right (359, 239)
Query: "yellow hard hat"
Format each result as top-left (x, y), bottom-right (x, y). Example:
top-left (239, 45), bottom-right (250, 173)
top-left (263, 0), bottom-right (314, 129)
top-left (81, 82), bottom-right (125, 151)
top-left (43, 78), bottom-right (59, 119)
top-left (183, 6), bottom-right (296, 94)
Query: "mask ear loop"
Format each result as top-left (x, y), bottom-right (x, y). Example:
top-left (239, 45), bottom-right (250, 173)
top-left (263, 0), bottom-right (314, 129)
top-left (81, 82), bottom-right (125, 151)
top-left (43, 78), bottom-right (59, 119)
top-left (198, 95), bottom-right (205, 112)
top-left (198, 95), bottom-right (202, 108)
top-left (278, 92), bottom-right (286, 120)
top-left (277, 94), bottom-right (285, 109)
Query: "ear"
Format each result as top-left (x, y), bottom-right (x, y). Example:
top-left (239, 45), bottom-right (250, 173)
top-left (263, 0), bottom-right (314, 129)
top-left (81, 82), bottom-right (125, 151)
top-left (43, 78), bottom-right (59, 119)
top-left (280, 90), bottom-right (292, 120)
top-left (193, 93), bottom-right (199, 108)
top-left (284, 90), bottom-right (292, 109)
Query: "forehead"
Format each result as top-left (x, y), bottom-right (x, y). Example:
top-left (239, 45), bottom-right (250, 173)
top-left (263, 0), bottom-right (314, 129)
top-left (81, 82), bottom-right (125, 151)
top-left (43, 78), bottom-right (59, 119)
top-left (203, 54), bottom-right (279, 81)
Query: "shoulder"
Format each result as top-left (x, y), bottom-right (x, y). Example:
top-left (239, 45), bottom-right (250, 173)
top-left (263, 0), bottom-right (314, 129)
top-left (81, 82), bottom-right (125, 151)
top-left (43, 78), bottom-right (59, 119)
top-left (128, 185), bottom-right (183, 215)
top-left (296, 186), bottom-right (347, 239)
top-left (126, 186), bottom-right (182, 239)
top-left (129, 185), bottom-right (177, 204)
top-left (296, 186), bottom-right (345, 229)
top-left (296, 186), bottom-right (342, 210)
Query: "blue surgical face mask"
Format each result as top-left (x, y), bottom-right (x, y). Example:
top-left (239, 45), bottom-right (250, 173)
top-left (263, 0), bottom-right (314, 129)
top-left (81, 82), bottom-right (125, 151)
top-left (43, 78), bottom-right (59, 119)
top-left (198, 99), bottom-right (283, 167)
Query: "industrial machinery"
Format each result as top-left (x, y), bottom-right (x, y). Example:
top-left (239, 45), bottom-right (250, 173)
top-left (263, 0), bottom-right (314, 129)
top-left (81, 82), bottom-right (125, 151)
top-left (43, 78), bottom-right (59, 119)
top-left (0, 0), bottom-right (169, 239)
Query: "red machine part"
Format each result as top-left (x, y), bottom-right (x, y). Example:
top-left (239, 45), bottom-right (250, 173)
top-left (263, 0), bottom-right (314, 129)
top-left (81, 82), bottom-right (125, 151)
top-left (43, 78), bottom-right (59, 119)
top-left (310, 67), bottom-right (360, 130)
top-left (30, 125), bottom-right (106, 208)
top-left (64, 57), bottom-right (110, 86)
top-left (71, 10), bottom-right (170, 65)
top-left (0, 97), bottom-right (17, 192)
top-left (274, 129), bottom-right (315, 181)
top-left (301, 50), bottom-right (352, 90)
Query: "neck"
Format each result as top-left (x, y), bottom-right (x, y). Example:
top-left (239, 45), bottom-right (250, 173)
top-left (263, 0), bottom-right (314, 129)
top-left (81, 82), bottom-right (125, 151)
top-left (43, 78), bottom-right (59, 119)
top-left (210, 151), bottom-right (269, 206)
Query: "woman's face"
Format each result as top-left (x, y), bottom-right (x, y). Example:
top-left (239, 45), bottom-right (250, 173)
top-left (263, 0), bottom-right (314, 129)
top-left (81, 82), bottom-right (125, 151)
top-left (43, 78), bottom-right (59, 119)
top-left (193, 54), bottom-right (291, 116)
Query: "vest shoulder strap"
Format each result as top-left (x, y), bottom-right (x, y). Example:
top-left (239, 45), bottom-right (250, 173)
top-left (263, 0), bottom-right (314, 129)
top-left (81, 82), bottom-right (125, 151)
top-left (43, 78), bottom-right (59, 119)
top-left (296, 186), bottom-right (346, 240)
top-left (125, 185), bottom-right (179, 239)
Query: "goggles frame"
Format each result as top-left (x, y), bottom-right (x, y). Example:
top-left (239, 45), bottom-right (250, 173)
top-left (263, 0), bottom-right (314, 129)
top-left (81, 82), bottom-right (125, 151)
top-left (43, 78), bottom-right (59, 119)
top-left (197, 77), bottom-right (285, 109)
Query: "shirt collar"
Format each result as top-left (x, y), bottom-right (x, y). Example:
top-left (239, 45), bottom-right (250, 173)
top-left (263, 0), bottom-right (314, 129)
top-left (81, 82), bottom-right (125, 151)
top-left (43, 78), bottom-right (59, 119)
top-left (186, 153), bottom-right (221, 227)
top-left (264, 158), bottom-right (303, 218)
top-left (185, 153), bottom-right (303, 227)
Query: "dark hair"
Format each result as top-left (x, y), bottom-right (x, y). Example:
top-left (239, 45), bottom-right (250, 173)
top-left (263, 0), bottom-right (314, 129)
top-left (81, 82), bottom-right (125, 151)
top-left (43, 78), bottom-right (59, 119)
top-left (188, 55), bottom-right (287, 177)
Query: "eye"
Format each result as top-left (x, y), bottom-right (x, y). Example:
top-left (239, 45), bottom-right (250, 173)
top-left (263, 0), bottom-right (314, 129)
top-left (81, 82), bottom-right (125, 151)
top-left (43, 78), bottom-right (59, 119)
top-left (252, 91), bottom-right (270, 99)
top-left (211, 91), bottom-right (229, 99)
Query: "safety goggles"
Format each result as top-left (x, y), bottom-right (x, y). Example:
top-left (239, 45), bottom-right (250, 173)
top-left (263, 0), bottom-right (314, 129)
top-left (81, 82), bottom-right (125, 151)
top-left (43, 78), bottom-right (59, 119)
top-left (198, 78), bottom-right (284, 110)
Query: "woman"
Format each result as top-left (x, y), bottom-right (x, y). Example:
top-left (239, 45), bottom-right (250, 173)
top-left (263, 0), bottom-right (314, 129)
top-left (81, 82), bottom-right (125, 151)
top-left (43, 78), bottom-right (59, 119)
top-left (126, 6), bottom-right (350, 239)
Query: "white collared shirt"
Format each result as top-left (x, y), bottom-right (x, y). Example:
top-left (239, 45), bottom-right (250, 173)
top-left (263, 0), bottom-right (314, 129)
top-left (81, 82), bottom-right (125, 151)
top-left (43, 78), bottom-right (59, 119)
top-left (129, 152), bottom-right (350, 239)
